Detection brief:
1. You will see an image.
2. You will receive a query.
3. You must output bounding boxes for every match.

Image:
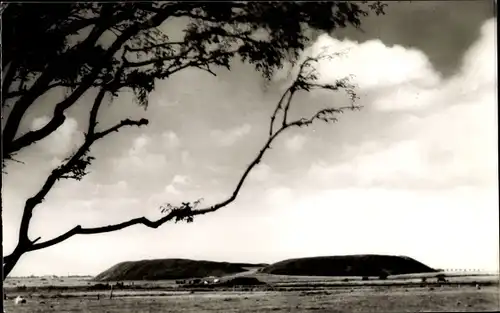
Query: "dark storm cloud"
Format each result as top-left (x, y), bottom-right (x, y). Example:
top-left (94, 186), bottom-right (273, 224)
top-left (331, 0), bottom-right (495, 77)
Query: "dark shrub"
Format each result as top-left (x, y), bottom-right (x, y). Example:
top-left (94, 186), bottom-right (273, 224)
top-left (89, 283), bottom-right (110, 290)
top-left (436, 274), bottom-right (447, 283)
top-left (217, 277), bottom-right (265, 287)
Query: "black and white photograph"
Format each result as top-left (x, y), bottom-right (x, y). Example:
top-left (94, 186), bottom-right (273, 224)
top-left (1, 1), bottom-right (499, 312)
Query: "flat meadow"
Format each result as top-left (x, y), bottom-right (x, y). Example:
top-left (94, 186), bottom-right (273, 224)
top-left (3, 272), bottom-right (499, 312)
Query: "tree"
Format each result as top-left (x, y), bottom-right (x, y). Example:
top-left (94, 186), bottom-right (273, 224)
top-left (1, 2), bottom-right (386, 280)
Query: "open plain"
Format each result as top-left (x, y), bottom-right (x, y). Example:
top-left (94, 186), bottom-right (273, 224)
top-left (4, 273), bottom-right (499, 312)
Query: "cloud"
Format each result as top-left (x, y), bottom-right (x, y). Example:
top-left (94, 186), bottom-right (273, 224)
top-left (378, 18), bottom-right (495, 112)
top-left (159, 175), bottom-right (192, 199)
top-left (292, 34), bottom-right (441, 98)
top-left (302, 18), bottom-right (497, 191)
top-left (181, 150), bottom-right (194, 166)
top-left (47, 179), bottom-right (130, 205)
top-left (307, 140), bottom-right (432, 189)
top-left (30, 115), bottom-right (81, 156)
top-left (172, 174), bottom-right (190, 185)
top-left (162, 131), bottom-right (180, 149)
top-left (274, 33), bottom-right (443, 111)
top-left (285, 134), bottom-right (307, 151)
top-left (249, 163), bottom-right (272, 182)
top-left (165, 184), bottom-right (180, 195)
top-left (112, 134), bottom-right (168, 175)
top-left (210, 123), bottom-right (252, 146)
top-left (130, 134), bottom-right (150, 152)
top-left (458, 19), bottom-right (496, 89)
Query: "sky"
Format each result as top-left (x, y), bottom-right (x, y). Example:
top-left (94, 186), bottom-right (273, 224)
top-left (2, 1), bottom-right (498, 276)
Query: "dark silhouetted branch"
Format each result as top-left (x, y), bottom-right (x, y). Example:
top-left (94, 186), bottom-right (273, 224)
top-left (126, 41), bottom-right (185, 52)
top-left (95, 118), bottom-right (149, 139)
top-left (2, 11), bottom-right (115, 154)
top-left (25, 52), bottom-right (359, 253)
top-left (4, 81), bottom-right (104, 100)
top-left (2, 4), bottom-right (184, 160)
top-left (269, 87), bottom-right (291, 136)
top-left (6, 62), bottom-right (148, 265)
top-left (1, 60), bottom-right (18, 105)
top-left (27, 125), bottom-right (283, 252)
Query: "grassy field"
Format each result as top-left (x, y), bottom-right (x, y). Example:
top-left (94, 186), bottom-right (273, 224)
top-left (3, 273), bottom-right (499, 312)
top-left (3, 286), bottom-right (499, 312)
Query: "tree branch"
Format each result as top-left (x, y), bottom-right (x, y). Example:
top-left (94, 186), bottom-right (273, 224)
top-left (10, 56), bottom-right (143, 257)
top-left (2, 13), bottom-right (114, 159)
top-left (28, 123), bottom-right (285, 252)
top-left (3, 4), bottom-right (183, 160)
top-left (94, 118), bottom-right (149, 139)
top-left (288, 105), bottom-right (362, 129)
top-left (115, 49), bottom-right (236, 92)
top-left (269, 87), bottom-right (291, 136)
top-left (14, 90), bottom-right (148, 253)
top-left (60, 17), bottom-right (101, 36)
top-left (26, 52), bottom-right (359, 252)
top-left (281, 88), bottom-right (296, 128)
top-left (1, 60), bottom-right (18, 105)
top-left (3, 81), bottom-right (104, 100)
top-left (125, 41), bottom-right (185, 52)
top-left (123, 43), bottom-right (197, 68)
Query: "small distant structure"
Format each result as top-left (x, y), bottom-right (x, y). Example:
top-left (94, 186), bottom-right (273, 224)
top-left (183, 277), bottom-right (220, 286)
top-left (14, 296), bottom-right (26, 304)
top-left (436, 274), bottom-right (447, 283)
top-left (203, 276), bottom-right (220, 285)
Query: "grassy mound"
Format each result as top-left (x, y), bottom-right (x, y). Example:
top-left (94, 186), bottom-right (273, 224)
top-left (94, 259), bottom-right (265, 281)
top-left (261, 254), bottom-right (436, 277)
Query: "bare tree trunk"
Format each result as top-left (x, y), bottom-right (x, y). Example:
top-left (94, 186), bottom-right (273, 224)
top-left (1, 61), bottom-right (11, 88)
top-left (3, 249), bottom-right (23, 281)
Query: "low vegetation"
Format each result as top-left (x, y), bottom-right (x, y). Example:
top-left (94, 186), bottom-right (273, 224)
top-left (3, 285), bottom-right (499, 313)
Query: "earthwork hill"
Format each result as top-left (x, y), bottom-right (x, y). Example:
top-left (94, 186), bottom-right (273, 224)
top-left (95, 254), bottom-right (436, 281)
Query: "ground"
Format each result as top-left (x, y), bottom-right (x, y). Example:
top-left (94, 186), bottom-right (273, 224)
top-left (3, 273), bottom-right (499, 312)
